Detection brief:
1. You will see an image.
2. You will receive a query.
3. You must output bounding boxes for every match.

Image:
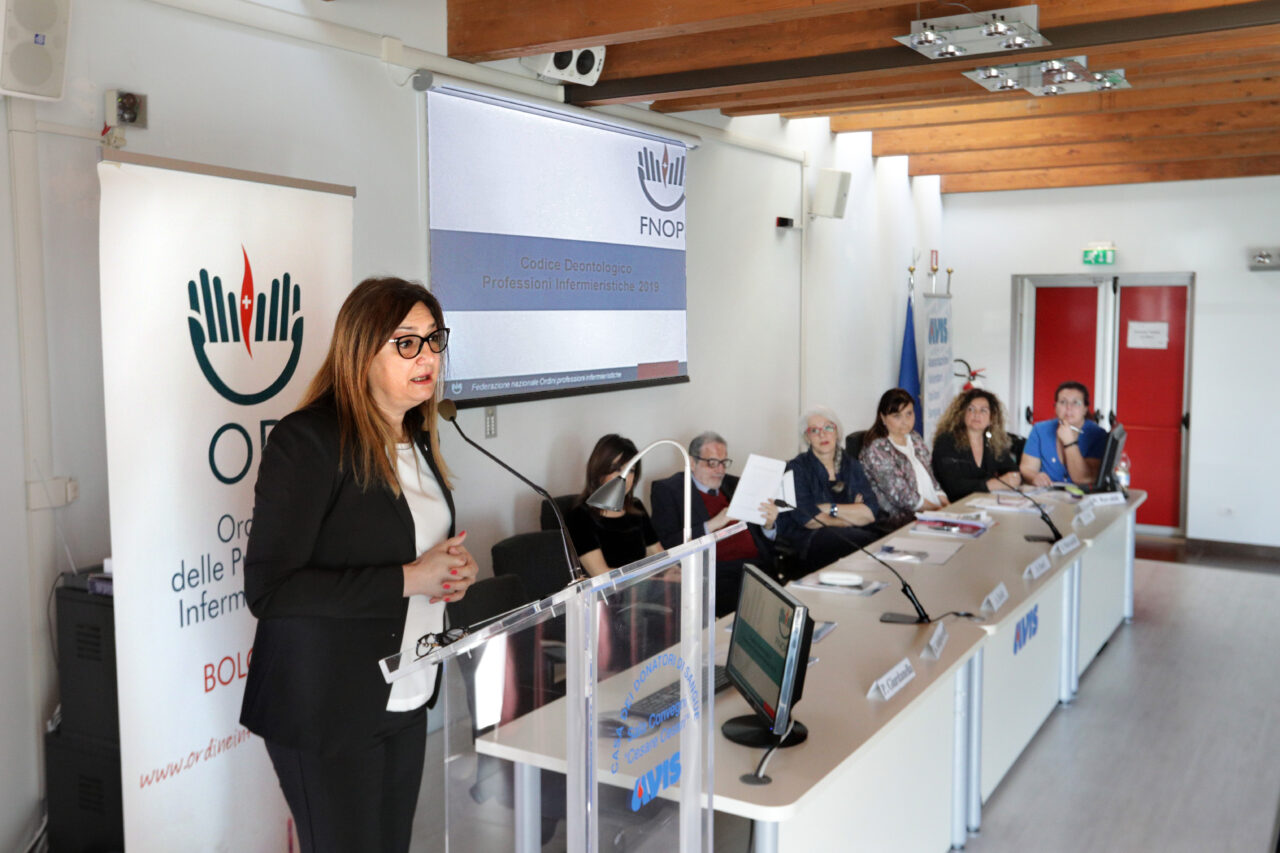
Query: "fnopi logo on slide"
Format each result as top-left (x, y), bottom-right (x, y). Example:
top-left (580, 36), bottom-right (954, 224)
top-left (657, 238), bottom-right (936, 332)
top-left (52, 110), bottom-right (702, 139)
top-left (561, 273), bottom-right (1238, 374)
top-left (636, 144), bottom-right (686, 212)
top-left (187, 247), bottom-right (305, 406)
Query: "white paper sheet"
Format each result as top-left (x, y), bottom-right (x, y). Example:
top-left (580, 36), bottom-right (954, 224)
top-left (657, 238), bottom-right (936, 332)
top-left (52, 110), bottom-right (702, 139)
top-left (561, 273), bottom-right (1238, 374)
top-left (727, 454), bottom-right (792, 525)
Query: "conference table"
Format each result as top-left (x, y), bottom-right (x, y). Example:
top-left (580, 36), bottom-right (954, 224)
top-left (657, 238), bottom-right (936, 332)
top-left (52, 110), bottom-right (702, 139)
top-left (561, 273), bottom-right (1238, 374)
top-left (475, 488), bottom-right (1146, 852)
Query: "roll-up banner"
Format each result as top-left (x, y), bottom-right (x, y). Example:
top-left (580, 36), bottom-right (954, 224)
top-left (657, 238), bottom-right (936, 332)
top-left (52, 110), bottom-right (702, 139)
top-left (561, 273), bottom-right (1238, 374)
top-left (922, 294), bottom-right (953, 443)
top-left (98, 152), bottom-right (353, 851)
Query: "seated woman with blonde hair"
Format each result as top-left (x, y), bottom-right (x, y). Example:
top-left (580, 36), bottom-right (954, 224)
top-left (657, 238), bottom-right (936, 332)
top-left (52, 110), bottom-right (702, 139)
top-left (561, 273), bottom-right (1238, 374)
top-left (931, 388), bottom-right (1021, 500)
top-left (859, 388), bottom-right (949, 527)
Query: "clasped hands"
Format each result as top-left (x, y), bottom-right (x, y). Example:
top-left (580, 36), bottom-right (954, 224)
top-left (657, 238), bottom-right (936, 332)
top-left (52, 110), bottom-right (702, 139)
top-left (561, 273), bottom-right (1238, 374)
top-left (403, 531), bottom-right (479, 603)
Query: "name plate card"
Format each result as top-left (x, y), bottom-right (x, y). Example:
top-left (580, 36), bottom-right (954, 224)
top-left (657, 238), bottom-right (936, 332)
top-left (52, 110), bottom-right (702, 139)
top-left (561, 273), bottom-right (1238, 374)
top-left (1023, 553), bottom-right (1052, 581)
top-left (866, 657), bottom-right (916, 701)
top-left (1072, 507), bottom-right (1097, 528)
top-left (924, 621), bottom-right (949, 659)
top-left (1082, 491), bottom-right (1126, 509)
top-left (981, 582), bottom-right (1009, 613)
top-left (1051, 533), bottom-right (1082, 558)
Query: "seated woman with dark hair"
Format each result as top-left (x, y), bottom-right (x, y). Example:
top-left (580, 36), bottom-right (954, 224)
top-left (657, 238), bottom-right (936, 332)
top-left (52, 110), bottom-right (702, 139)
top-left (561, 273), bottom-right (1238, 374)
top-left (777, 406), bottom-right (885, 574)
top-left (859, 388), bottom-right (949, 527)
top-left (931, 388), bottom-right (1021, 500)
top-left (566, 434), bottom-right (663, 577)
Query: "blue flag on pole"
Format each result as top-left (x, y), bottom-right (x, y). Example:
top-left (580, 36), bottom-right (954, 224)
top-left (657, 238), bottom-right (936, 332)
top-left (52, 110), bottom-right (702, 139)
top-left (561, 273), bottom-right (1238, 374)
top-left (898, 293), bottom-right (924, 434)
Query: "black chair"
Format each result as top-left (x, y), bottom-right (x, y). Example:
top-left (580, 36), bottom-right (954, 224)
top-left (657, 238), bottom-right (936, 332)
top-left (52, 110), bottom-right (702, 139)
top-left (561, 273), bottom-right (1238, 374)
top-left (446, 573), bottom-right (530, 630)
top-left (539, 494), bottom-right (578, 532)
top-left (492, 529), bottom-right (573, 601)
top-left (845, 429), bottom-right (868, 459)
top-left (1009, 432), bottom-right (1027, 463)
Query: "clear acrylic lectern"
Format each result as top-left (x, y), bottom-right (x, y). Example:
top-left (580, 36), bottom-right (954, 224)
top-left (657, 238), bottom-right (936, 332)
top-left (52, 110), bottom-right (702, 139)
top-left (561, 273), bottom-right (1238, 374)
top-left (381, 524), bottom-right (745, 853)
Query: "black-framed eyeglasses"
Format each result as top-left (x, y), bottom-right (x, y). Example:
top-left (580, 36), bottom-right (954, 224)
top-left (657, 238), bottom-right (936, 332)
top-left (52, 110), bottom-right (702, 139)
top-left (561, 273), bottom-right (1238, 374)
top-left (693, 456), bottom-right (733, 470)
top-left (415, 627), bottom-right (467, 659)
top-left (389, 328), bottom-right (450, 359)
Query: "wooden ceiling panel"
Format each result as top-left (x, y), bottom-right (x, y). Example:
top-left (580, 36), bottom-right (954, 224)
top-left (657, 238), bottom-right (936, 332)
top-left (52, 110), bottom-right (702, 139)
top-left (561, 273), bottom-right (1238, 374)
top-left (939, 154), bottom-right (1280, 191)
top-left (910, 129), bottom-right (1280, 174)
top-left (447, 0), bottom-right (914, 62)
top-left (830, 75), bottom-right (1280, 132)
top-left (596, 0), bottom-right (1266, 82)
top-left (872, 99), bottom-right (1280, 155)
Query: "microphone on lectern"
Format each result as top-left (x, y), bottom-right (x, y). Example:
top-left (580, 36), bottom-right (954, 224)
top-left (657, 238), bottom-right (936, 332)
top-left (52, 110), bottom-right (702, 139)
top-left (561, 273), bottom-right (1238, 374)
top-left (437, 399), bottom-right (583, 585)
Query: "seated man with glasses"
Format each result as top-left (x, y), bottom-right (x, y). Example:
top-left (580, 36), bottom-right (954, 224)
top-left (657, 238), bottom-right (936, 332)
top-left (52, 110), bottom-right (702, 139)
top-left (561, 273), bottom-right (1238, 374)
top-left (1020, 380), bottom-right (1107, 487)
top-left (649, 431), bottom-right (780, 616)
top-left (777, 406), bottom-right (886, 575)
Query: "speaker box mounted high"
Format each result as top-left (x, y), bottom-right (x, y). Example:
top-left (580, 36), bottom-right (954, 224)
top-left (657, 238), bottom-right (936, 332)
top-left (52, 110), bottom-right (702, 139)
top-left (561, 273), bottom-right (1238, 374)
top-left (810, 168), bottom-right (852, 219)
top-left (520, 47), bottom-right (606, 86)
top-left (1, 0), bottom-right (70, 101)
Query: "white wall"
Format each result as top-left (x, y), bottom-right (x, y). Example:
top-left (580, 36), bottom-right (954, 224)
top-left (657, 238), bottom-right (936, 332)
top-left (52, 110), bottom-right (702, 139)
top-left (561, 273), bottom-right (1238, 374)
top-left (942, 176), bottom-right (1280, 547)
top-left (0, 0), bottom-right (941, 844)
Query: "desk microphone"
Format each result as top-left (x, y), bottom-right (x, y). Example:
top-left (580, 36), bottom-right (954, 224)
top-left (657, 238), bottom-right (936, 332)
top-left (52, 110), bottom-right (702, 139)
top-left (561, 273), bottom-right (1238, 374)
top-left (438, 400), bottom-right (583, 585)
top-left (995, 475), bottom-right (1063, 544)
top-left (776, 501), bottom-right (931, 624)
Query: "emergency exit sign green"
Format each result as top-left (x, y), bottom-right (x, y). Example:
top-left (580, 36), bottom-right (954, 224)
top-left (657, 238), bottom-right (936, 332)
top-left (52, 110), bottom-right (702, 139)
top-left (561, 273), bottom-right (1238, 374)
top-left (1083, 248), bottom-right (1115, 265)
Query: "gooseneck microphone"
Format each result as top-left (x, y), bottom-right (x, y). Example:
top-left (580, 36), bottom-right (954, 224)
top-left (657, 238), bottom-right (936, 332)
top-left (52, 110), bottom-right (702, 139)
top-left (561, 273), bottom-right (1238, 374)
top-left (995, 475), bottom-right (1063, 544)
top-left (777, 500), bottom-right (931, 624)
top-left (437, 400), bottom-right (584, 585)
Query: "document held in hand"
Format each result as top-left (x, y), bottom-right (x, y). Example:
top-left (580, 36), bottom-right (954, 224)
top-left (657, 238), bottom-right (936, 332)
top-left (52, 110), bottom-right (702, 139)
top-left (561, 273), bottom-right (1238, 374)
top-left (727, 454), bottom-right (794, 526)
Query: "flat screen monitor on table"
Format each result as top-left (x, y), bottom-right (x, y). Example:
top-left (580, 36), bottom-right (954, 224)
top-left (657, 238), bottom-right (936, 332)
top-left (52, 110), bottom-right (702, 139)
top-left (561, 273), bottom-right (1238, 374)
top-left (723, 563), bottom-right (814, 748)
top-left (1092, 423), bottom-right (1127, 493)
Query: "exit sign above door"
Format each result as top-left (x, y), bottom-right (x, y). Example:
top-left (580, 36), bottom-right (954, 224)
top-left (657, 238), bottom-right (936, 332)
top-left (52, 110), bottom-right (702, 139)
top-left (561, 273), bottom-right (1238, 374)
top-left (1082, 248), bottom-right (1115, 265)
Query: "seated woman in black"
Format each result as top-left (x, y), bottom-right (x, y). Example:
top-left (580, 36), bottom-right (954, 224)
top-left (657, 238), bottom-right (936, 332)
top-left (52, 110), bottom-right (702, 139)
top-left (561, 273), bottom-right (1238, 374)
top-left (931, 388), bottom-right (1022, 500)
top-left (566, 433), bottom-right (663, 577)
top-left (777, 406), bottom-right (884, 574)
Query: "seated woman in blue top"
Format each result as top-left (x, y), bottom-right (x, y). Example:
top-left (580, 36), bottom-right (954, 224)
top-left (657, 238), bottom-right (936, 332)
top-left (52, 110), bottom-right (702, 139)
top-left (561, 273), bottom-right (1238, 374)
top-left (566, 433), bottom-right (663, 577)
top-left (1020, 381), bottom-right (1106, 487)
top-left (778, 406), bottom-right (884, 574)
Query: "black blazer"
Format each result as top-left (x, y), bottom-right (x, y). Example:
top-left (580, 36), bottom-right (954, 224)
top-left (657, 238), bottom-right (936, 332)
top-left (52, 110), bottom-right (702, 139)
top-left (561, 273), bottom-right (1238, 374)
top-left (648, 471), bottom-right (776, 566)
top-left (931, 430), bottom-right (1019, 500)
top-left (239, 402), bottom-right (454, 756)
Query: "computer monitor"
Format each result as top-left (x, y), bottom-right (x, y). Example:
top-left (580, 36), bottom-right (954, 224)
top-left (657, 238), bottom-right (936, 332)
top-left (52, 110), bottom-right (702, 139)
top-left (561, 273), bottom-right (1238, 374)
top-left (1092, 424), bottom-right (1127, 493)
top-left (722, 563), bottom-right (814, 749)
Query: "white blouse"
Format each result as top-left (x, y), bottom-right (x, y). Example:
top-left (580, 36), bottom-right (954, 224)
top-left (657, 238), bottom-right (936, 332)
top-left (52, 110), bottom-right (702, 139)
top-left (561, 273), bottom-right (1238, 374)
top-left (890, 434), bottom-right (945, 509)
top-left (386, 441), bottom-right (451, 712)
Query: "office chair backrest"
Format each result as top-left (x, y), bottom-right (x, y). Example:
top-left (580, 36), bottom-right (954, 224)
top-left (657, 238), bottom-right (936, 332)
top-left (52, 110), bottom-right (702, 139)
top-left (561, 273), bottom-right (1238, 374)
top-left (492, 529), bottom-right (572, 602)
top-left (446, 573), bottom-right (530, 630)
top-left (539, 494), bottom-right (578, 532)
top-left (845, 430), bottom-right (868, 459)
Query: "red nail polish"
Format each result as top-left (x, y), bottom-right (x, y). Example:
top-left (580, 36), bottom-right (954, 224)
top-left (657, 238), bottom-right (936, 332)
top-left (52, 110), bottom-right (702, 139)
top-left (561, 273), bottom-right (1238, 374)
top-left (450, 569), bottom-right (458, 575)
top-left (443, 583), bottom-right (451, 590)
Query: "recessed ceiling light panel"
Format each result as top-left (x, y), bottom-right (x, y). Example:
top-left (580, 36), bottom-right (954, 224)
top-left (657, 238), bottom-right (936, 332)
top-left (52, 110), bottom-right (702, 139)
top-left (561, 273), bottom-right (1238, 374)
top-left (895, 5), bottom-right (1049, 59)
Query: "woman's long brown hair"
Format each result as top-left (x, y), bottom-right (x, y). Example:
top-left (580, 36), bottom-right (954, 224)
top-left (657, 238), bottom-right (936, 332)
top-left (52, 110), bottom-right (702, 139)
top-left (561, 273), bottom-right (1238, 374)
top-left (298, 277), bottom-right (451, 494)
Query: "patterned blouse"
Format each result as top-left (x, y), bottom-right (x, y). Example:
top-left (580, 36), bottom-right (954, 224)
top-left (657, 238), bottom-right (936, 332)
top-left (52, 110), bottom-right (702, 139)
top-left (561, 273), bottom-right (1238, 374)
top-left (859, 433), bottom-right (946, 526)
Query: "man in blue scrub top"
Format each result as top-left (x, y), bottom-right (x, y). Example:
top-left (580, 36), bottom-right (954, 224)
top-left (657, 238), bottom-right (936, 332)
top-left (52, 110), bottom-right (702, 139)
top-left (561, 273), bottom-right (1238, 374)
top-left (1020, 381), bottom-right (1107, 487)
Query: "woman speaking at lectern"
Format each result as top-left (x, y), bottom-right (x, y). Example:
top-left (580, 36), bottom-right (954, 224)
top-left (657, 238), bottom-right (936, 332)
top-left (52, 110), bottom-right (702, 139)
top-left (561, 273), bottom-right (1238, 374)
top-left (240, 277), bottom-right (478, 853)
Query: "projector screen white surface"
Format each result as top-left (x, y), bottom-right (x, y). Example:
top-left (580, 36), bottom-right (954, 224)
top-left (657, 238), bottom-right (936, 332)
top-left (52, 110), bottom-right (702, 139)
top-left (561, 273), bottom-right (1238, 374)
top-left (427, 88), bottom-right (688, 405)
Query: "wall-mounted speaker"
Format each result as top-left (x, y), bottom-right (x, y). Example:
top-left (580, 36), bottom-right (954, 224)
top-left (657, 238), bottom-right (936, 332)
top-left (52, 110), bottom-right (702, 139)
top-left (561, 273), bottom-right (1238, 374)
top-left (1, 0), bottom-right (70, 101)
top-left (810, 168), bottom-right (852, 219)
top-left (520, 47), bottom-right (606, 86)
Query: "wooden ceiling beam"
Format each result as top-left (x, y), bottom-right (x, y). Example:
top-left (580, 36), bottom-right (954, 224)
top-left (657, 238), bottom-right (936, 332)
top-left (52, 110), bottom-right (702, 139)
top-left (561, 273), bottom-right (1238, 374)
top-left (910, 129), bottom-right (1280, 174)
top-left (650, 22), bottom-right (1280, 114)
top-left (569, 2), bottom-right (1280, 105)
top-left (597, 0), bottom-right (1262, 82)
top-left (938, 154), bottom-right (1280, 191)
top-left (768, 48), bottom-right (1280, 118)
top-left (829, 75), bottom-right (1280, 132)
top-left (446, 0), bottom-right (911, 62)
top-left (872, 98), bottom-right (1280, 154)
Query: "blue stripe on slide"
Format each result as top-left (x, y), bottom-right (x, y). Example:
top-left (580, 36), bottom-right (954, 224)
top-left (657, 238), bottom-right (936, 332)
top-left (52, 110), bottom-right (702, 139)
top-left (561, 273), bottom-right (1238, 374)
top-left (430, 230), bottom-right (686, 311)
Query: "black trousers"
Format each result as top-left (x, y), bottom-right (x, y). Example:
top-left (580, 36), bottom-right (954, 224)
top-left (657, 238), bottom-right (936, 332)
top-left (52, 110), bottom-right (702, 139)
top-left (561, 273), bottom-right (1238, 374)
top-left (265, 707), bottom-right (427, 853)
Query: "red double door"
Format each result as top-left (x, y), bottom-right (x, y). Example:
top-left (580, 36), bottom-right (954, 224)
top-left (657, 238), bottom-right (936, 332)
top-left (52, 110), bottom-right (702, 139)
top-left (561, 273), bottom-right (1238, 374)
top-left (1030, 280), bottom-right (1189, 529)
